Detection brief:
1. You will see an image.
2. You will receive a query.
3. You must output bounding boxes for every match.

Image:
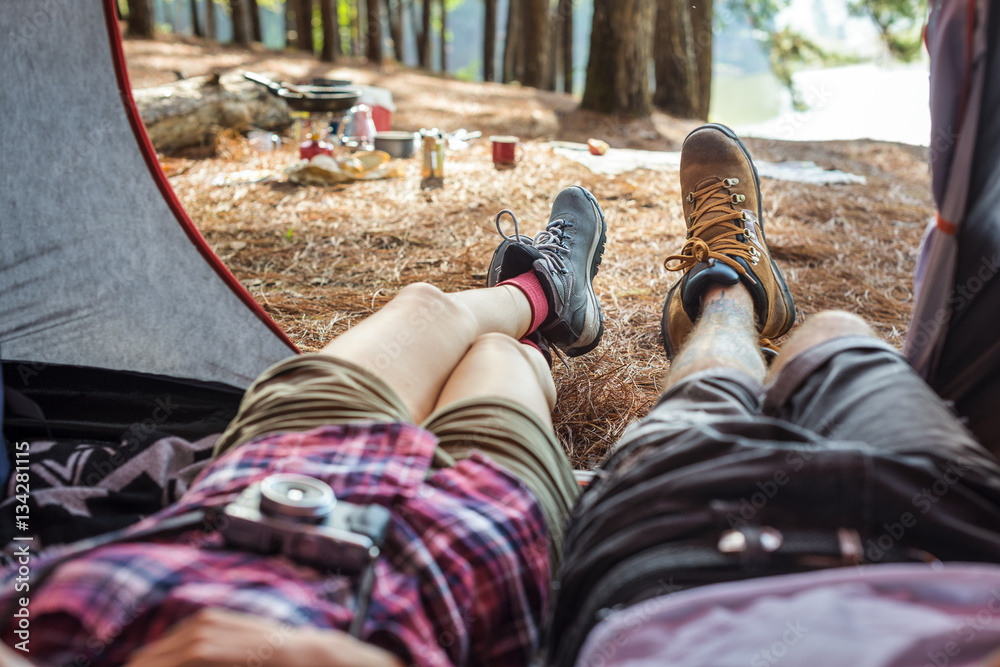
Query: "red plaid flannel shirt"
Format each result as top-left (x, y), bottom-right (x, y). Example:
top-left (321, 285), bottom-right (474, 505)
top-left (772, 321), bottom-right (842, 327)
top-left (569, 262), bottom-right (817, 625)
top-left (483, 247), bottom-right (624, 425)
top-left (1, 423), bottom-right (552, 666)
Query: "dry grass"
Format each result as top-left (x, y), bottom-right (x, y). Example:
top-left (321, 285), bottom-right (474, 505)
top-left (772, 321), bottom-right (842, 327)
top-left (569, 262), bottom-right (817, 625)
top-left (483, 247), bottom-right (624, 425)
top-left (131, 36), bottom-right (933, 469)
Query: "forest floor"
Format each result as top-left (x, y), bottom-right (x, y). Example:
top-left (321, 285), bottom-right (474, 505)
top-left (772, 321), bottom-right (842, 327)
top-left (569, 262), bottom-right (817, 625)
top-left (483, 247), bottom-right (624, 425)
top-left (126, 34), bottom-right (934, 468)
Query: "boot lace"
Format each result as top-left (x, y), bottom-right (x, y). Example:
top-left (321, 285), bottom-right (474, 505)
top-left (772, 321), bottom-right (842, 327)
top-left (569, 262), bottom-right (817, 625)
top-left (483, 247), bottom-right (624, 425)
top-left (495, 209), bottom-right (573, 274)
top-left (663, 179), bottom-right (758, 285)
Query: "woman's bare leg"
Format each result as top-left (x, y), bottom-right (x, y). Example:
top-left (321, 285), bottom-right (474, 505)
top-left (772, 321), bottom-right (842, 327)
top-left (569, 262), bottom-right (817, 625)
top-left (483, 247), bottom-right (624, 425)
top-left (433, 332), bottom-right (556, 427)
top-left (320, 283), bottom-right (533, 423)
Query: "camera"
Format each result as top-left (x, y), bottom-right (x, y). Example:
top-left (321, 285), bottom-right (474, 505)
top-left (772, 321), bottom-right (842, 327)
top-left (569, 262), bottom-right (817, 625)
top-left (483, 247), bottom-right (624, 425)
top-left (220, 473), bottom-right (391, 574)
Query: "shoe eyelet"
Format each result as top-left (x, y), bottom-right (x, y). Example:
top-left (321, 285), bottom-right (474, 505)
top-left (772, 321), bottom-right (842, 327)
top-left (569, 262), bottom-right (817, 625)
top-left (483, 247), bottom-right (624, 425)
top-left (686, 193), bottom-right (694, 203)
top-left (731, 194), bottom-right (746, 204)
top-left (724, 178), bottom-right (740, 187)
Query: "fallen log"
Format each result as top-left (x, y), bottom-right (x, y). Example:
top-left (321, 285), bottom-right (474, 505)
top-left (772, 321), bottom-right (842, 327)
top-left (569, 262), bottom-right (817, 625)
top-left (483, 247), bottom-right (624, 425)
top-left (133, 72), bottom-right (291, 153)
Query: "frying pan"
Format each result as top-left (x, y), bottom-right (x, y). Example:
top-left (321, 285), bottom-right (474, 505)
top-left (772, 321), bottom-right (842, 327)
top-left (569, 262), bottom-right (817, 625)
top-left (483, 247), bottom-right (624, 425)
top-left (242, 71), bottom-right (361, 113)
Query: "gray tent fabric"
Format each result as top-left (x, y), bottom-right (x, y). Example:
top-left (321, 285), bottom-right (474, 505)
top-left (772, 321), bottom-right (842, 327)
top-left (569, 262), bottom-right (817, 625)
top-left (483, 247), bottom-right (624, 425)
top-left (0, 1), bottom-right (297, 389)
top-left (906, 0), bottom-right (1000, 452)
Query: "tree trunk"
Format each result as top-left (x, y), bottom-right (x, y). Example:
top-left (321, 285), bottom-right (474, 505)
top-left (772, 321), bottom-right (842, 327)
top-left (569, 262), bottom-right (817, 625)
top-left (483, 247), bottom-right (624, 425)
top-left (521, 0), bottom-right (548, 88)
top-left (653, 0), bottom-right (697, 117)
top-left (439, 0), bottom-right (447, 73)
top-left (127, 0), bottom-right (155, 37)
top-left (546, 7), bottom-right (558, 91)
top-left (320, 0), bottom-right (341, 61)
top-left (231, 0), bottom-right (251, 46)
top-left (351, 0), bottom-right (363, 55)
top-left (653, 0), bottom-right (711, 119)
top-left (580, 0), bottom-right (656, 116)
top-left (483, 0), bottom-right (497, 81)
top-left (366, 0), bottom-right (384, 65)
top-left (419, 0), bottom-right (431, 68)
top-left (409, 0), bottom-right (422, 64)
top-left (502, 0), bottom-right (522, 83)
top-left (191, 0), bottom-right (203, 36)
top-left (296, 0), bottom-right (314, 51)
top-left (206, 0), bottom-right (217, 39)
top-left (248, 0), bottom-right (262, 42)
top-left (387, 0), bottom-right (404, 61)
top-left (690, 0), bottom-right (713, 120)
top-left (560, 0), bottom-right (573, 93)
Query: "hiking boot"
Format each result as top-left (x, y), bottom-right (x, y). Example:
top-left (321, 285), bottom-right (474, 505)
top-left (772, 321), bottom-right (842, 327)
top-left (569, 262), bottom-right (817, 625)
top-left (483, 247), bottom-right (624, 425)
top-left (661, 123), bottom-right (795, 358)
top-left (490, 186), bottom-right (607, 357)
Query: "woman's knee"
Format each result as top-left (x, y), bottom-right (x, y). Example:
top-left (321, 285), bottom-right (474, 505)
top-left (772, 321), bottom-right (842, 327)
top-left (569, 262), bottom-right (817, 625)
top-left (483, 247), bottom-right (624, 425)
top-left (392, 282), bottom-right (475, 337)
top-left (471, 333), bottom-right (557, 406)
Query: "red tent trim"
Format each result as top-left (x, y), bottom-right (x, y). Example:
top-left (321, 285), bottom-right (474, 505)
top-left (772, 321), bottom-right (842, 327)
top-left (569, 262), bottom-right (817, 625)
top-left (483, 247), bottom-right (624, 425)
top-left (99, 0), bottom-right (299, 353)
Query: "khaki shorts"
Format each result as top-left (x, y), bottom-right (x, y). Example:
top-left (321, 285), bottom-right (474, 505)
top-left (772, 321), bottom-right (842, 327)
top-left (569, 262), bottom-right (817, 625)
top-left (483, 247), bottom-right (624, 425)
top-left (215, 353), bottom-right (579, 565)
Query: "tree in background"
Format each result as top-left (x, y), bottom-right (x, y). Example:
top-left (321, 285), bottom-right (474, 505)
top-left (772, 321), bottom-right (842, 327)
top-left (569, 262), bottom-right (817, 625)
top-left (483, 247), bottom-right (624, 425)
top-left (557, 0), bottom-right (573, 94)
top-left (127, 0), bottom-right (155, 37)
top-left (290, 0), bottom-right (313, 51)
top-left (419, 0), bottom-right (432, 67)
top-left (319, 0), bottom-right (340, 60)
top-left (205, 0), bottom-right (217, 40)
top-left (387, 0), bottom-right (405, 61)
top-left (654, 0), bottom-right (712, 119)
top-left (502, 0), bottom-right (523, 83)
top-left (190, 0), bottom-right (204, 36)
top-left (367, 0), bottom-right (384, 64)
top-left (439, 0), bottom-right (448, 72)
top-left (581, 0), bottom-right (656, 115)
top-left (231, 0), bottom-right (251, 46)
top-left (248, 0), bottom-right (263, 41)
top-left (522, 0), bottom-right (549, 88)
top-left (483, 0), bottom-right (497, 81)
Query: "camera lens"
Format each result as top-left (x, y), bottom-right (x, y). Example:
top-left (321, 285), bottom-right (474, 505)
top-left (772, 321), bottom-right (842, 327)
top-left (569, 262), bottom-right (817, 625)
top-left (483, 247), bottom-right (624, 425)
top-left (259, 474), bottom-right (336, 523)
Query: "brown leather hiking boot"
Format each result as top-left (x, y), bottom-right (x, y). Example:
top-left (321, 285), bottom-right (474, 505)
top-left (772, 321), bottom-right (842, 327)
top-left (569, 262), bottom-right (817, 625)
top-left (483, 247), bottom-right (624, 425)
top-left (660, 123), bottom-right (795, 359)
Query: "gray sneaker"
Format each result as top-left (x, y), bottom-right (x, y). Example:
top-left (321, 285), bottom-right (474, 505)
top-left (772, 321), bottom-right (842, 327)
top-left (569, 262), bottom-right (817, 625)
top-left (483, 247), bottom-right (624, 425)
top-left (489, 186), bottom-right (607, 357)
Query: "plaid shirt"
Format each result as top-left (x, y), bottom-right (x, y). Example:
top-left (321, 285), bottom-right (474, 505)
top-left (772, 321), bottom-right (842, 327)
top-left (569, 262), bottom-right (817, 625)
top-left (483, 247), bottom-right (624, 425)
top-left (1, 423), bottom-right (552, 666)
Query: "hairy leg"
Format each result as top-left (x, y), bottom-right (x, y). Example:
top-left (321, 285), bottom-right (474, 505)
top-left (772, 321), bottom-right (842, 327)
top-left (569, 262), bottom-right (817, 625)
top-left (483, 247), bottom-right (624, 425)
top-left (320, 282), bottom-right (533, 423)
top-left (665, 283), bottom-right (766, 387)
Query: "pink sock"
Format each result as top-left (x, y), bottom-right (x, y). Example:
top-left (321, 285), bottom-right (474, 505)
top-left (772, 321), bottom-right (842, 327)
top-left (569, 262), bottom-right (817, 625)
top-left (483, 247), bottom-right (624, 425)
top-left (520, 336), bottom-right (545, 356)
top-left (498, 271), bottom-right (549, 334)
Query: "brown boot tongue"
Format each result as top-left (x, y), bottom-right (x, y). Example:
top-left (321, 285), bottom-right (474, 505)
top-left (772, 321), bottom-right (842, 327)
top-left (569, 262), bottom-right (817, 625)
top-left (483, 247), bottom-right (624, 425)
top-left (690, 177), bottom-right (739, 245)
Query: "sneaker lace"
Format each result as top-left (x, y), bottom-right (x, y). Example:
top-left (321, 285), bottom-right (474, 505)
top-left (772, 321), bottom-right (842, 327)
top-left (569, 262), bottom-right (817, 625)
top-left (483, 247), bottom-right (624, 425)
top-left (494, 209), bottom-right (574, 368)
top-left (495, 209), bottom-right (572, 274)
top-left (663, 179), bottom-right (757, 285)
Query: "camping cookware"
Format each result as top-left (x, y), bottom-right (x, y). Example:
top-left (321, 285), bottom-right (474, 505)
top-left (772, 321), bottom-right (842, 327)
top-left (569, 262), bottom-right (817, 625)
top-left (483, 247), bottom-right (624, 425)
top-left (338, 105), bottom-right (378, 151)
top-left (490, 135), bottom-right (519, 168)
top-left (373, 131), bottom-right (418, 158)
top-left (242, 71), bottom-right (361, 113)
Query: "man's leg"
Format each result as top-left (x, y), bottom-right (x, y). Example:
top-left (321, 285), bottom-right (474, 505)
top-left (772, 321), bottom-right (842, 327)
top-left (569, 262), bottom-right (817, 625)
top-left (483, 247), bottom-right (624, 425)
top-left (665, 284), bottom-right (765, 386)
top-left (762, 308), bottom-right (995, 463)
top-left (549, 124), bottom-right (805, 667)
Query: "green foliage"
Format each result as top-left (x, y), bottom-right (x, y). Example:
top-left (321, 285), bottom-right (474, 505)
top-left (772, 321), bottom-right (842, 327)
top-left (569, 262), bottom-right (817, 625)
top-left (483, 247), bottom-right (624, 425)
top-left (848, 0), bottom-right (926, 61)
top-left (454, 58), bottom-right (481, 81)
